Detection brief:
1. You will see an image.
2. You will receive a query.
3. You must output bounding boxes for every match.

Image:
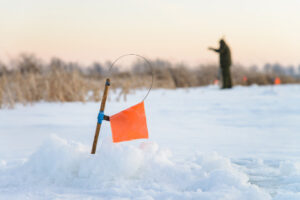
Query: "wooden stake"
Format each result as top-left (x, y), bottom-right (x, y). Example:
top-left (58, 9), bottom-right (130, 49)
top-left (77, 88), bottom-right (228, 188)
top-left (91, 78), bottom-right (110, 154)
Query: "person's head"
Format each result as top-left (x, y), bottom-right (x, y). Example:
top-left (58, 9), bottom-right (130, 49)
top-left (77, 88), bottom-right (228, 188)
top-left (219, 39), bottom-right (226, 47)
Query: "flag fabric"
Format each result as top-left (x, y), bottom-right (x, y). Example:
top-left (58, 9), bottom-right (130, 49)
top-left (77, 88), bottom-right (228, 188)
top-left (274, 77), bottom-right (281, 85)
top-left (110, 101), bottom-right (149, 143)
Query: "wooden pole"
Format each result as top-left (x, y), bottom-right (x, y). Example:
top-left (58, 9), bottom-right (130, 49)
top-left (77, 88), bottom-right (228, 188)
top-left (91, 78), bottom-right (110, 154)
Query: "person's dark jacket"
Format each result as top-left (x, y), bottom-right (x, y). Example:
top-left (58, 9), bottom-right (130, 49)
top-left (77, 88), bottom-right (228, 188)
top-left (212, 40), bottom-right (232, 68)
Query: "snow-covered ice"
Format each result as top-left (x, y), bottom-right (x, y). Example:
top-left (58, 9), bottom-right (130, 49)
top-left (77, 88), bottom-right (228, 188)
top-left (1, 84), bottom-right (300, 199)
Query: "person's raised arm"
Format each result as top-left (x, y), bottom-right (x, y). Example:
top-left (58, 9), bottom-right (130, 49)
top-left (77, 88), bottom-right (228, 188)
top-left (208, 47), bottom-right (220, 52)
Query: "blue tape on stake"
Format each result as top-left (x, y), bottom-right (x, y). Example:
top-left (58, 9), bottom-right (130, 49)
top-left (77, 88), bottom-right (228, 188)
top-left (98, 111), bottom-right (104, 124)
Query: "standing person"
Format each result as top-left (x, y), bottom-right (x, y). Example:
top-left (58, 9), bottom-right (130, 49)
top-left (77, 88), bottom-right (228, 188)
top-left (208, 39), bottom-right (232, 89)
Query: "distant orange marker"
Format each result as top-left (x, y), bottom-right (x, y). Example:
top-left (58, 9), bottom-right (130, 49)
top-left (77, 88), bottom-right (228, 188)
top-left (274, 77), bottom-right (281, 85)
top-left (214, 79), bottom-right (219, 85)
top-left (243, 76), bottom-right (248, 82)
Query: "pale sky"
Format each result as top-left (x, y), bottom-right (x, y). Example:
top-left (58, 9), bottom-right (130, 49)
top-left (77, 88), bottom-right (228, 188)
top-left (0, 0), bottom-right (300, 67)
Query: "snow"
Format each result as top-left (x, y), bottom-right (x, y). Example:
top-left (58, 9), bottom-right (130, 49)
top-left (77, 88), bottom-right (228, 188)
top-left (1, 84), bottom-right (300, 199)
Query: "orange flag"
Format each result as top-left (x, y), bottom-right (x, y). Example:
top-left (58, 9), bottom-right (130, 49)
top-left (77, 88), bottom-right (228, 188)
top-left (274, 77), bottom-right (281, 85)
top-left (110, 101), bottom-right (149, 143)
top-left (213, 79), bottom-right (219, 85)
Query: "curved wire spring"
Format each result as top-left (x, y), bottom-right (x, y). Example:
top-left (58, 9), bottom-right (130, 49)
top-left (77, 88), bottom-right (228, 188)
top-left (107, 54), bottom-right (154, 102)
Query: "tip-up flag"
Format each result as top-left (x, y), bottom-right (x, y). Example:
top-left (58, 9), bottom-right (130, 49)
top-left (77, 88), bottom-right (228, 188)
top-left (110, 101), bottom-right (149, 143)
top-left (274, 77), bottom-right (281, 85)
top-left (91, 54), bottom-right (153, 154)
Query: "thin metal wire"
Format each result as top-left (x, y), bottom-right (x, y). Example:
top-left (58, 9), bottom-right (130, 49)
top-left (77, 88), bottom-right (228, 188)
top-left (107, 54), bottom-right (154, 101)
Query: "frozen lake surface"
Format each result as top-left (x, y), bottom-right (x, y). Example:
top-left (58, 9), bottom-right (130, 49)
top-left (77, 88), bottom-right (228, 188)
top-left (1, 84), bottom-right (300, 199)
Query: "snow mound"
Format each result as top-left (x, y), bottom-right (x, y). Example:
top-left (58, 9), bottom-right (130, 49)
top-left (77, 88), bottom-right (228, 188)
top-left (0, 160), bottom-right (6, 168)
top-left (0, 136), bottom-right (271, 199)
